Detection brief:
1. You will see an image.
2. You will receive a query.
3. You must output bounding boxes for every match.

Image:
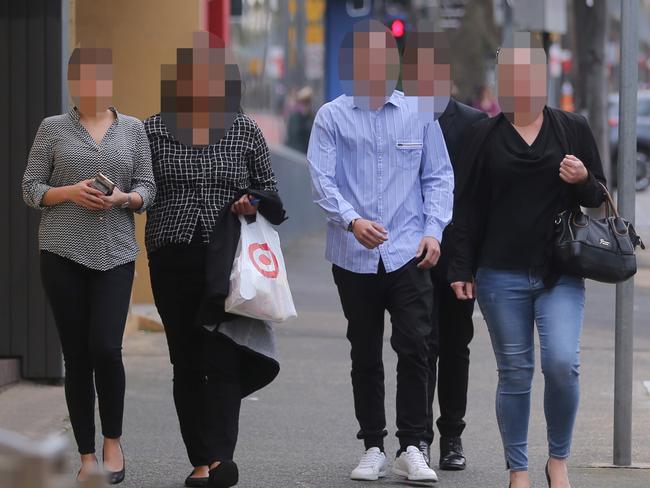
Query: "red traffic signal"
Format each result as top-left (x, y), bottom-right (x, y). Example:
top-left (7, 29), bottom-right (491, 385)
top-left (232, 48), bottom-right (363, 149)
top-left (390, 19), bottom-right (405, 38)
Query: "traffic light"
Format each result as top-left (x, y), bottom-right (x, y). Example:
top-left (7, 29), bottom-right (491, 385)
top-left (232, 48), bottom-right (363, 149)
top-left (390, 19), bottom-right (405, 39)
top-left (383, 8), bottom-right (410, 55)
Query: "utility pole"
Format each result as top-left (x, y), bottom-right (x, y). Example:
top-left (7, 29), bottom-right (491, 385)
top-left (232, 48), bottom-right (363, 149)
top-left (573, 0), bottom-right (610, 182)
top-left (503, 0), bottom-right (513, 47)
top-left (613, 0), bottom-right (639, 467)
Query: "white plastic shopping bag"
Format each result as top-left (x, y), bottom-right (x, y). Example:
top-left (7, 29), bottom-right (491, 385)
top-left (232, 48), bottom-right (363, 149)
top-left (225, 214), bottom-right (297, 322)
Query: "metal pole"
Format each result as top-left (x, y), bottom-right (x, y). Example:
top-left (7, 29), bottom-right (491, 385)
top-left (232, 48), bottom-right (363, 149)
top-left (614, 0), bottom-right (639, 467)
top-left (503, 0), bottom-right (514, 47)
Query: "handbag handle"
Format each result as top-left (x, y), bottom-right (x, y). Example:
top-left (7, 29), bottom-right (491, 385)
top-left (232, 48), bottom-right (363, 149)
top-left (598, 182), bottom-right (620, 219)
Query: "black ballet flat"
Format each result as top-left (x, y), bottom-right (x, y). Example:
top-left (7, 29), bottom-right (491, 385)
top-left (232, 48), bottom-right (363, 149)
top-left (208, 460), bottom-right (238, 488)
top-left (185, 471), bottom-right (209, 487)
top-left (545, 459), bottom-right (552, 487)
top-left (103, 443), bottom-right (125, 485)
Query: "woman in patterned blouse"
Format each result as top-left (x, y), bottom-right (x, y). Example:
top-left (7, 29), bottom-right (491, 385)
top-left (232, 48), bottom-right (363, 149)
top-left (22, 47), bottom-right (155, 484)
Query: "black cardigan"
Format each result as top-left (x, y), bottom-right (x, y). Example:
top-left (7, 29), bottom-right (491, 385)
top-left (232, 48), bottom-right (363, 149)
top-left (447, 107), bottom-right (607, 285)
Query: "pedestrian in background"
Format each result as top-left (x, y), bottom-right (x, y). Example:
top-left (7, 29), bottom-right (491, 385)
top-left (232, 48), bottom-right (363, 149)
top-left (401, 29), bottom-right (488, 472)
top-left (285, 86), bottom-right (314, 154)
top-left (473, 85), bottom-right (501, 117)
top-left (145, 32), bottom-right (281, 488)
top-left (307, 20), bottom-right (454, 484)
top-left (22, 46), bottom-right (156, 484)
top-left (449, 32), bottom-right (606, 488)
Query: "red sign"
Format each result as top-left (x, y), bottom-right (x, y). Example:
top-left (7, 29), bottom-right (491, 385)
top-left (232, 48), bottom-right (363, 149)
top-left (248, 243), bottom-right (279, 279)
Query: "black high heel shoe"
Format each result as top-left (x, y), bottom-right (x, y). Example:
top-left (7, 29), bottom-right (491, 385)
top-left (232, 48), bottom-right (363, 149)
top-left (545, 459), bottom-right (552, 487)
top-left (103, 442), bottom-right (125, 485)
top-left (208, 461), bottom-right (238, 488)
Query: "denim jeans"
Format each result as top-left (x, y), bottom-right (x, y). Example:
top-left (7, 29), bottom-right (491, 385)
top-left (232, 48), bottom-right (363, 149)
top-left (475, 267), bottom-right (585, 472)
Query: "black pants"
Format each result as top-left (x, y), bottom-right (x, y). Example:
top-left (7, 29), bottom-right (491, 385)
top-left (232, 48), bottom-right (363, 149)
top-left (332, 259), bottom-right (433, 451)
top-left (424, 272), bottom-right (475, 444)
top-left (149, 244), bottom-right (243, 466)
top-left (40, 251), bottom-right (134, 455)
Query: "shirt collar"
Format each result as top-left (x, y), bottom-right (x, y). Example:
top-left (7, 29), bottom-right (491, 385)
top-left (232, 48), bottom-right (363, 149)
top-left (349, 90), bottom-right (401, 110)
top-left (68, 106), bottom-right (119, 122)
top-left (150, 113), bottom-right (174, 139)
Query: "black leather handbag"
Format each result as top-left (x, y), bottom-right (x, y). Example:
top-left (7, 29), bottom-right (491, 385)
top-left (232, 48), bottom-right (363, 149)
top-left (554, 184), bottom-right (645, 283)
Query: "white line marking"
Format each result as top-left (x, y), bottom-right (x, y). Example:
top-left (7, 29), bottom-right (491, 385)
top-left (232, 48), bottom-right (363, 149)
top-left (643, 381), bottom-right (650, 396)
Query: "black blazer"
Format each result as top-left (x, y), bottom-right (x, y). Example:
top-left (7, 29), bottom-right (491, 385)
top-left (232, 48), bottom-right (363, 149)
top-left (434, 99), bottom-right (488, 280)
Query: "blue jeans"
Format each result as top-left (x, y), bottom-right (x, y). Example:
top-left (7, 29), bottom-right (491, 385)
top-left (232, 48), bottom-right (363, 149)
top-left (475, 267), bottom-right (585, 472)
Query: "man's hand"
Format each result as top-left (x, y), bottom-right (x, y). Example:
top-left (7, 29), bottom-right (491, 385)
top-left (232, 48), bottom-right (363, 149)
top-left (451, 281), bottom-right (475, 300)
top-left (415, 237), bottom-right (441, 269)
top-left (231, 194), bottom-right (259, 215)
top-left (67, 180), bottom-right (109, 211)
top-left (352, 219), bottom-right (388, 249)
top-left (559, 154), bottom-right (588, 184)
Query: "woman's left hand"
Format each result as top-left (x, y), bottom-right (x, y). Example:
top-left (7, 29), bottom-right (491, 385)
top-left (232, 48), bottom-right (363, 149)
top-left (231, 194), bottom-right (259, 215)
top-left (99, 186), bottom-right (129, 208)
top-left (560, 155), bottom-right (589, 184)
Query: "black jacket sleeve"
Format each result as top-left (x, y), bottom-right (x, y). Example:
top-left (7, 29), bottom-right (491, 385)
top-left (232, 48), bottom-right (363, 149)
top-left (572, 115), bottom-right (607, 208)
top-left (447, 117), bottom-right (495, 283)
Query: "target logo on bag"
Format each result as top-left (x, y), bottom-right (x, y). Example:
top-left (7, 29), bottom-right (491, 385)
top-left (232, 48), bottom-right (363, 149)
top-left (248, 243), bottom-right (280, 279)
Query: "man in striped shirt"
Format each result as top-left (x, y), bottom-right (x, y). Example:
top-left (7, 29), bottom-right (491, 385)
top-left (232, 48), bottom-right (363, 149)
top-left (307, 19), bottom-right (454, 484)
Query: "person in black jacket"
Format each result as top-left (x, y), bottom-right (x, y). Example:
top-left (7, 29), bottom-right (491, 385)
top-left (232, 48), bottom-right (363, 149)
top-left (449, 33), bottom-right (606, 488)
top-left (402, 30), bottom-right (488, 471)
top-left (428, 98), bottom-right (488, 470)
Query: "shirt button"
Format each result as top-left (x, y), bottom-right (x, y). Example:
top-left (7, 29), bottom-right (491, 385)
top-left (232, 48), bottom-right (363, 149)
top-left (99, 216), bottom-right (104, 221)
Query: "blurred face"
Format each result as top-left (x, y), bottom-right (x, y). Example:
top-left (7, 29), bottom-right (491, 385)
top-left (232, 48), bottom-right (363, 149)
top-left (161, 31), bottom-right (242, 146)
top-left (67, 48), bottom-right (113, 116)
top-left (338, 20), bottom-right (400, 110)
top-left (497, 34), bottom-right (547, 125)
top-left (402, 31), bottom-right (452, 120)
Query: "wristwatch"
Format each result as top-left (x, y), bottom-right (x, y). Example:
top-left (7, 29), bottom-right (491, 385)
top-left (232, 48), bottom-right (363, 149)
top-left (347, 218), bottom-right (358, 232)
top-left (120, 193), bottom-right (132, 209)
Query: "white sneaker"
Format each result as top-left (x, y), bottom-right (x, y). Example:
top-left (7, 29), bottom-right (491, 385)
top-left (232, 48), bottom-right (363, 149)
top-left (392, 445), bottom-right (439, 482)
top-left (350, 447), bottom-right (388, 481)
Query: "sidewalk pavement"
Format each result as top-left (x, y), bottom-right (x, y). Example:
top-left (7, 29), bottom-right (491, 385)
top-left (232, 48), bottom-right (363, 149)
top-left (1, 233), bottom-right (650, 487)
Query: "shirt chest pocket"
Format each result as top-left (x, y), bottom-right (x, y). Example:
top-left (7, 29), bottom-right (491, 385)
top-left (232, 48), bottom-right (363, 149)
top-left (395, 141), bottom-right (423, 169)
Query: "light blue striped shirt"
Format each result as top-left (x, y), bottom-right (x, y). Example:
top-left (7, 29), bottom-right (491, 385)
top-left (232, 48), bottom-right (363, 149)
top-left (307, 91), bottom-right (454, 274)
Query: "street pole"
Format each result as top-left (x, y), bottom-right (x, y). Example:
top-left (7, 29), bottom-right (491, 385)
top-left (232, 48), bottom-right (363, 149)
top-left (613, 0), bottom-right (639, 467)
top-left (503, 0), bottom-right (514, 47)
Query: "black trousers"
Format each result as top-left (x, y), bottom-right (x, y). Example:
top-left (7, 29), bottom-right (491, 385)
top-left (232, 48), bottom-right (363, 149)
top-left (149, 244), bottom-right (243, 466)
top-left (40, 251), bottom-right (134, 455)
top-left (424, 272), bottom-right (475, 444)
top-left (332, 259), bottom-right (433, 451)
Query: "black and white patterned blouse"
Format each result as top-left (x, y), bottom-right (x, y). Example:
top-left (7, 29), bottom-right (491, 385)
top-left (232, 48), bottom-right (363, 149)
top-left (143, 112), bottom-right (278, 253)
top-left (22, 107), bottom-right (156, 271)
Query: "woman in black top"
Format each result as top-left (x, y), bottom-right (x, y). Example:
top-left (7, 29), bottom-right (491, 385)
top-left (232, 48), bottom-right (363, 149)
top-left (145, 33), bottom-right (278, 488)
top-left (22, 47), bottom-right (155, 484)
top-left (449, 33), bottom-right (606, 488)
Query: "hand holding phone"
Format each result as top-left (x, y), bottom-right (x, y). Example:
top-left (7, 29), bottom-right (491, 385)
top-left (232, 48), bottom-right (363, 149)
top-left (90, 172), bottom-right (115, 196)
top-left (67, 180), bottom-right (110, 211)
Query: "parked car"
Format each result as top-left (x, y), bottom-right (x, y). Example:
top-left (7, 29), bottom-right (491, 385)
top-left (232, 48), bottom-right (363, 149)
top-left (608, 91), bottom-right (650, 191)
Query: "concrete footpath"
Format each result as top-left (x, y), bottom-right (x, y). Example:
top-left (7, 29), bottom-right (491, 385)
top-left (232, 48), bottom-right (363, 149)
top-left (1, 233), bottom-right (650, 487)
